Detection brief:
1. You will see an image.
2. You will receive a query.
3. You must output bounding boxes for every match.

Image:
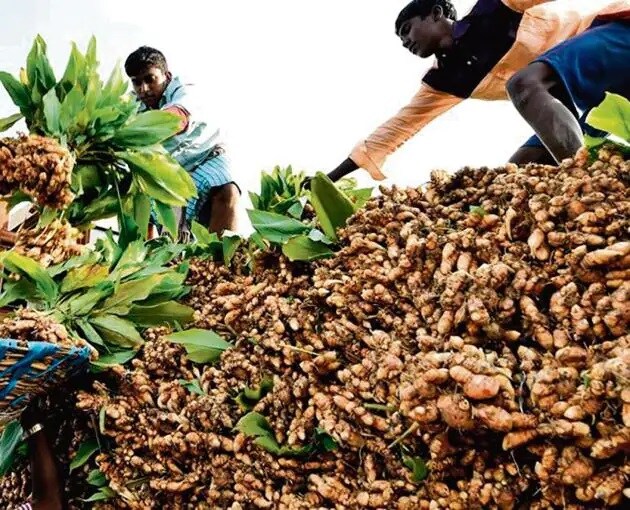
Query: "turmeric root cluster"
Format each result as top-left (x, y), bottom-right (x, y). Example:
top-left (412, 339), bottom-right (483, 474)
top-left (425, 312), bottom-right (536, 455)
top-left (1, 148), bottom-right (628, 509)
top-left (13, 219), bottom-right (84, 267)
top-left (0, 134), bottom-right (75, 209)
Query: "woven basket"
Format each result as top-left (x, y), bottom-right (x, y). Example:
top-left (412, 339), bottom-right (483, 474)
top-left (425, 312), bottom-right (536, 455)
top-left (0, 338), bottom-right (92, 423)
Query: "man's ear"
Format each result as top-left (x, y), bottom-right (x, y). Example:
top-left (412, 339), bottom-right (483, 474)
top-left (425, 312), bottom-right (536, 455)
top-left (166, 70), bottom-right (173, 81)
top-left (432, 5), bottom-right (444, 21)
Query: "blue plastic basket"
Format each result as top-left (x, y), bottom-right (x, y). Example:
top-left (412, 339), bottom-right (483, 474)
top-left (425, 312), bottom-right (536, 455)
top-left (0, 338), bottom-right (92, 422)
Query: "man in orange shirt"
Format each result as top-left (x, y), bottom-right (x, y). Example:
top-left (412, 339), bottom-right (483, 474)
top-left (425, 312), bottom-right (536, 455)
top-left (324, 0), bottom-right (629, 183)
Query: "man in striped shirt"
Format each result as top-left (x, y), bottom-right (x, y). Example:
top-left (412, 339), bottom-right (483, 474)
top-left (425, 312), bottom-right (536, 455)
top-left (125, 47), bottom-right (240, 237)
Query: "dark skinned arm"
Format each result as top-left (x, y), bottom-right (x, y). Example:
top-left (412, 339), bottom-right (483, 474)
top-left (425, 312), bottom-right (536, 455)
top-left (21, 405), bottom-right (63, 510)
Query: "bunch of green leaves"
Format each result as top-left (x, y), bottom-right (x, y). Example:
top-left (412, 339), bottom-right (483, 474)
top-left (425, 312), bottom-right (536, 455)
top-left (0, 236), bottom-right (196, 364)
top-left (248, 165), bottom-right (309, 219)
top-left (248, 172), bottom-right (362, 262)
top-left (234, 412), bottom-right (337, 457)
top-left (585, 92), bottom-right (630, 157)
top-left (0, 35), bottom-right (196, 236)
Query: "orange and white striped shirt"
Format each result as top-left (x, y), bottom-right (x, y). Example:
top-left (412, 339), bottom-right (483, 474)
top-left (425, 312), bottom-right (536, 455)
top-left (350, 0), bottom-right (630, 180)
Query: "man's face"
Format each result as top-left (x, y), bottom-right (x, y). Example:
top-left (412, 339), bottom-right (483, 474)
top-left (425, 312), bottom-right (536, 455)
top-left (398, 15), bottom-right (443, 59)
top-left (130, 66), bottom-right (171, 109)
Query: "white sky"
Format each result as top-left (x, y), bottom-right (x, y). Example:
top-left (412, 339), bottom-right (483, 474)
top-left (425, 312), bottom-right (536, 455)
top-left (0, 0), bottom-right (535, 232)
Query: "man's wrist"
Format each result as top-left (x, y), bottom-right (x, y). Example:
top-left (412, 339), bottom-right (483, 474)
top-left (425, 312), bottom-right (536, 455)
top-left (22, 423), bottom-right (44, 441)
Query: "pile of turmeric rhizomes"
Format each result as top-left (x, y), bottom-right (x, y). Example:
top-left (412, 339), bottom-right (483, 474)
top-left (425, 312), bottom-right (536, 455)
top-left (1, 147), bottom-right (628, 509)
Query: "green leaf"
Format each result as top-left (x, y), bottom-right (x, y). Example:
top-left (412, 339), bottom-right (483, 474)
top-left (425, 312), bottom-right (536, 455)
top-left (69, 439), bottom-right (99, 473)
top-left (154, 201), bottom-right (178, 239)
top-left (0, 278), bottom-right (39, 307)
top-left (100, 63), bottom-right (127, 103)
top-left (99, 274), bottom-right (167, 314)
top-left (179, 379), bottom-right (206, 396)
top-left (36, 206), bottom-right (57, 229)
top-left (314, 428), bottom-right (338, 452)
top-left (281, 235), bottom-right (334, 261)
top-left (95, 231), bottom-right (122, 268)
top-left (61, 264), bottom-right (109, 293)
top-left (87, 469), bottom-right (108, 487)
top-left (59, 85), bottom-right (85, 132)
top-left (310, 172), bottom-right (356, 241)
top-left (0, 112), bottom-right (23, 133)
top-left (42, 88), bottom-right (61, 133)
top-left (286, 200), bottom-right (305, 219)
top-left (120, 149), bottom-right (197, 206)
top-left (254, 435), bottom-right (282, 455)
top-left (234, 412), bottom-right (274, 438)
top-left (0, 421), bottom-right (23, 476)
top-left (80, 192), bottom-right (120, 223)
top-left (127, 301), bottom-right (195, 328)
top-left (112, 239), bottom-right (147, 274)
top-left (165, 328), bottom-right (232, 363)
top-left (469, 205), bottom-right (487, 217)
top-left (76, 319), bottom-right (106, 347)
top-left (222, 231), bottom-right (243, 266)
top-left (403, 456), bottom-right (428, 483)
top-left (63, 283), bottom-right (115, 316)
top-left (345, 187), bottom-right (373, 208)
top-left (112, 110), bottom-right (181, 147)
top-left (2, 190), bottom-right (32, 210)
top-left (307, 229), bottom-right (333, 245)
top-left (584, 133), bottom-right (607, 151)
top-left (133, 194), bottom-right (152, 240)
top-left (59, 43), bottom-right (85, 94)
top-left (90, 349), bottom-right (137, 370)
top-left (586, 92), bottom-right (630, 141)
top-left (136, 272), bottom-right (187, 304)
top-left (90, 315), bottom-right (143, 348)
top-left (248, 232), bottom-right (267, 251)
top-left (83, 487), bottom-right (115, 503)
top-left (247, 210), bottom-right (309, 244)
top-left (235, 376), bottom-right (274, 411)
top-left (191, 221), bottom-right (219, 246)
top-left (0, 251), bottom-right (58, 305)
top-left (0, 71), bottom-right (32, 112)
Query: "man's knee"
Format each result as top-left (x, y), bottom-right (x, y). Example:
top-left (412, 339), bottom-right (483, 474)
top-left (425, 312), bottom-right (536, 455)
top-left (507, 63), bottom-right (554, 109)
top-left (212, 183), bottom-right (239, 209)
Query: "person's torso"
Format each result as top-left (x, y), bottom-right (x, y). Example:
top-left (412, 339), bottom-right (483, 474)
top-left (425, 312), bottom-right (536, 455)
top-left (140, 77), bottom-right (222, 171)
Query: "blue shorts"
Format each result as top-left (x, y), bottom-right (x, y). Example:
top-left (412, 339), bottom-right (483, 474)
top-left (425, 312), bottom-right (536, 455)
top-left (522, 21), bottom-right (630, 148)
top-left (185, 154), bottom-right (237, 222)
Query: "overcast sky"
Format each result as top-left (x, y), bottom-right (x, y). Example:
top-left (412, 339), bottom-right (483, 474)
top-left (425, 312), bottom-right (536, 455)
top-left (0, 0), bottom-right (535, 231)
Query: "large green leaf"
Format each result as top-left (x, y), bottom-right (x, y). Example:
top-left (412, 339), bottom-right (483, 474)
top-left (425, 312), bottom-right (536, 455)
top-left (133, 194), bottom-right (152, 240)
top-left (310, 172), bottom-right (356, 241)
top-left (0, 251), bottom-right (58, 305)
top-left (100, 63), bottom-right (127, 105)
top-left (154, 201), bottom-right (178, 239)
top-left (76, 318), bottom-right (106, 347)
top-left (0, 421), bottom-right (23, 476)
top-left (281, 235), bottom-right (334, 261)
top-left (120, 150), bottom-right (197, 206)
top-left (587, 92), bottom-right (630, 142)
top-left (69, 440), bottom-right (99, 473)
top-left (0, 112), bottom-right (23, 133)
top-left (63, 283), bottom-right (115, 316)
top-left (136, 272), bottom-right (187, 304)
top-left (60, 264), bottom-right (109, 293)
top-left (0, 71), bottom-right (32, 112)
top-left (98, 274), bottom-right (167, 314)
top-left (59, 42), bottom-right (86, 96)
top-left (165, 329), bottom-right (232, 363)
top-left (59, 85), bottom-right (85, 132)
top-left (90, 314), bottom-right (143, 348)
top-left (111, 110), bottom-right (181, 147)
top-left (222, 231), bottom-right (243, 266)
top-left (247, 210), bottom-right (309, 244)
top-left (127, 301), bottom-right (195, 327)
top-left (90, 349), bottom-right (137, 369)
top-left (0, 278), bottom-right (39, 307)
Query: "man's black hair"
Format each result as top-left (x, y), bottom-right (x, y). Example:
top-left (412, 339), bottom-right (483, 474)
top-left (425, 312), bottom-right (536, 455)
top-left (395, 0), bottom-right (458, 34)
top-left (124, 46), bottom-right (169, 76)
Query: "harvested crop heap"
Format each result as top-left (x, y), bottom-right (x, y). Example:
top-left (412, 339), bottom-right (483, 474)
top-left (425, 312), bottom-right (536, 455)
top-left (0, 134), bottom-right (75, 209)
top-left (12, 219), bottom-right (84, 267)
top-left (1, 148), bottom-right (628, 509)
